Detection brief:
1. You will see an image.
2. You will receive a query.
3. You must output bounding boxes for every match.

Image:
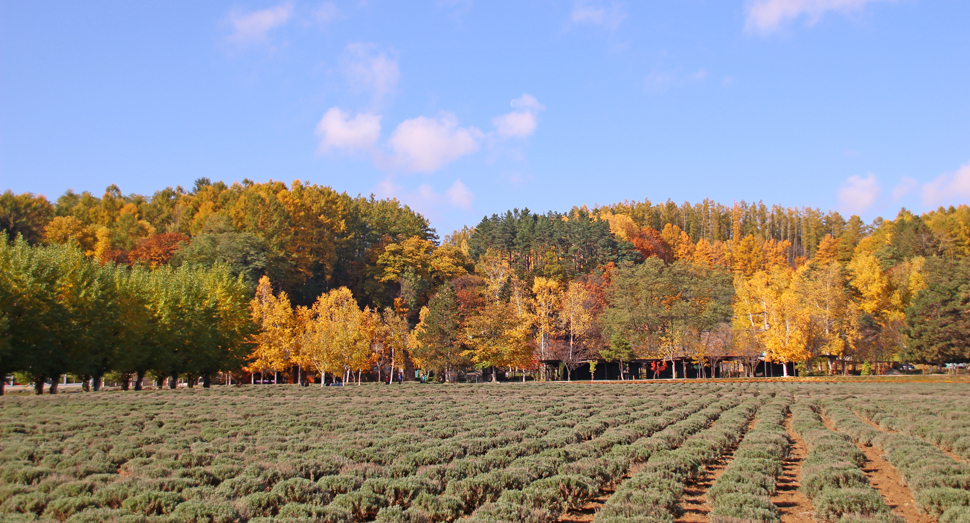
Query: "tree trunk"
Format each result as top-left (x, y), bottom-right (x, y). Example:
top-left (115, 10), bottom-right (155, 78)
top-left (133, 371), bottom-right (143, 391)
top-left (169, 372), bottom-right (178, 389)
top-left (49, 375), bottom-right (60, 394)
top-left (33, 377), bottom-right (45, 395)
top-left (93, 372), bottom-right (103, 392)
top-left (202, 374), bottom-right (211, 388)
top-left (782, 362), bottom-right (789, 377)
top-left (81, 375), bottom-right (91, 392)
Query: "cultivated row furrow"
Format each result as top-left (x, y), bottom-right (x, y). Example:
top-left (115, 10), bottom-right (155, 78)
top-left (706, 394), bottom-right (793, 523)
top-left (822, 399), bottom-right (970, 522)
top-left (592, 395), bottom-right (766, 523)
top-left (790, 401), bottom-right (901, 523)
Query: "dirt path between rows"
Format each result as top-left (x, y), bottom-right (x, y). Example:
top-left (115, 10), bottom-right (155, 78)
top-left (821, 415), bottom-right (936, 523)
top-left (675, 418), bottom-right (758, 523)
top-left (777, 415), bottom-right (815, 523)
top-left (559, 463), bottom-right (645, 523)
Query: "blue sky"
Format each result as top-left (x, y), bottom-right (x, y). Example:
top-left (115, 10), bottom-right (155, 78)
top-left (1, 0), bottom-right (968, 235)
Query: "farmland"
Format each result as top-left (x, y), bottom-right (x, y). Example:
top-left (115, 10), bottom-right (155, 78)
top-left (1, 382), bottom-right (970, 523)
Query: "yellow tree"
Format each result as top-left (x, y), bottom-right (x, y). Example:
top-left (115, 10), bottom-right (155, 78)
top-left (733, 235), bottom-right (763, 276)
top-left (372, 308), bottom-right (410, 382)
top-left (558, 281), bottom-right (594, 370)
top-left (761, 268), bottom-right (810, 375)
top-left (796, 260), bottom-right (852, 374)
top-left (693, 238), bottom-right (714, 269)
top-left (300, 286), bottom-right (366, 386)
top-left (462, 298), bottom-right (531, 381)
top-left (248, 276), bottom-right (296, 382)
top-left (530, 277), bottom-right (561, 361)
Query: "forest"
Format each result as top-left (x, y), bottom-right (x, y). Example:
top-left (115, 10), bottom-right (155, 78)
top-left (1, 179), bottom-right (969, 392)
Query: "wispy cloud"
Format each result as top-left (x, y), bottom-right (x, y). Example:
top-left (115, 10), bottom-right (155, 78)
top-left (922, 161), bottom-right (970, 207)
top-left (493, 94), bottom-right (545, 138)
top-left (571, 0), bottom-right (626, 31)
top-left (375, 177), bottom-right (475, 217)
top-left (342, 43), bottom-right (400, 108)
top-left (837, 173), bottom-right (880, 215)
top-left (445, 179), bottom-right (474, 209)
top-left (744, 0), bottom-right (893, 35)
top-left (226, 3), bottom-right (293, 45)
top-left (387, 114), bottom-right (482, 173)
top-left (315, 108), bottom-right (381, 153)
top-left (892, 177), bottom-right (918, 201)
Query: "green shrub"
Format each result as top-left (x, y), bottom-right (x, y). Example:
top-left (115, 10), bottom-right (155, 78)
top-left (466, 501), bottom-right (557, 523)
top-left (914, 488), bottom-right (970, 517)
top-left (168, 499), bottom-right (239, 523)
top-left (802, 465), bottom-right (870, 498)
top-left (331, 488), bottom-right (390, 520)
top-left (813, 488), bottom-right (889, 523)
top-left (835, 513), bottom-right (904, 523)
top-left (375, 505), bottom-right (432, 523)
top-left (1, 492), bottom-right (49, 515)
top-left (708, 493), bottom-right (778, 523)
top-left (238, 491), bottom-right (283, 518)
top-left (409, 492), bottom-right (464, 522)
top-left (942, 506), bottom-right (970, 523)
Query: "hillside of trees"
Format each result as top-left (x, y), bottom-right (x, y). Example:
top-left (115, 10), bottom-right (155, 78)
top-left (2, 179), bottom-right (969, 392)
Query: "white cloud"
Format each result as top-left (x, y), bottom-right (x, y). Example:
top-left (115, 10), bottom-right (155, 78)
top-left (227, 3), bottom-right (293, 45)
top-left (837, 173), bottom-right (880, 215)
top-left (373, 177), bottom-right (474, 215)
top-left (445, 179), bottom-right (474, 209)
top-left (315, 107), bottom-right (381, 153)
top-left (922, 161), bottom-right (970, 207)
top-left (387, 114), bottom-right (481, 173)
top-left (493, 94), bottom-right (545, 138)
top-left (571, 0), bottom-right (626, 31)
top-left (745, 0), bottom-right (892, 35)
top-left (511, 94), bottom-right (544, 112)
top-left (342, 43), bottom-right (400, 107)
top-left (892, 177), bottom-right (918, 201)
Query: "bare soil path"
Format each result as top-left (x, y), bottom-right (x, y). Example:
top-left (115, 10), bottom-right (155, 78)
top-left (820, 415), bottom-right (935, 523)
top-left (558, 463), bottom-right (644, 523)
top-left (777, 414), bottom-right (815, 523)
top-left (675, 418), bottom-right (756, 523)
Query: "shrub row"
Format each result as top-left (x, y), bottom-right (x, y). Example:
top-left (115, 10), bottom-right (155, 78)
top-left (823, 401), bottom-right (970, 522)
top-left (595, 396), bottom-right (764, 523)
top-left (707, 394), bottom-right (792, 523)
top-left (850, 396), bottom-right (970, 465)
top-left (452, 396), bottom-right (729, 523)
top-left (790, 402), bottom-right (901, 523)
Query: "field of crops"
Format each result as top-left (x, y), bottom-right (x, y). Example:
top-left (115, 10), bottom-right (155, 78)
top-left (1, 382), bottom-right (969, 523)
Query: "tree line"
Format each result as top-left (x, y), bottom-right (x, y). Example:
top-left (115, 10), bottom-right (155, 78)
top-left (0, 238), bottom-right (252, 394)
top-left (2, 180), bottom-right (969, 391)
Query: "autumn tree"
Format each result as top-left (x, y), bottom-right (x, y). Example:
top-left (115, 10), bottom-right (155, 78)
top-left (531, 277), bottom-right (561, 362)
top-left (249, 276), bottom-right (297, 380)
top-left (299, 287), bottom-right (370, 385)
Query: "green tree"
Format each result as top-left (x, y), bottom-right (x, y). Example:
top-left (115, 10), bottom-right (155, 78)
top-left (411, 283), bottom-right (467, 382)
top-left (901, 257), bottom-right (970, 370)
